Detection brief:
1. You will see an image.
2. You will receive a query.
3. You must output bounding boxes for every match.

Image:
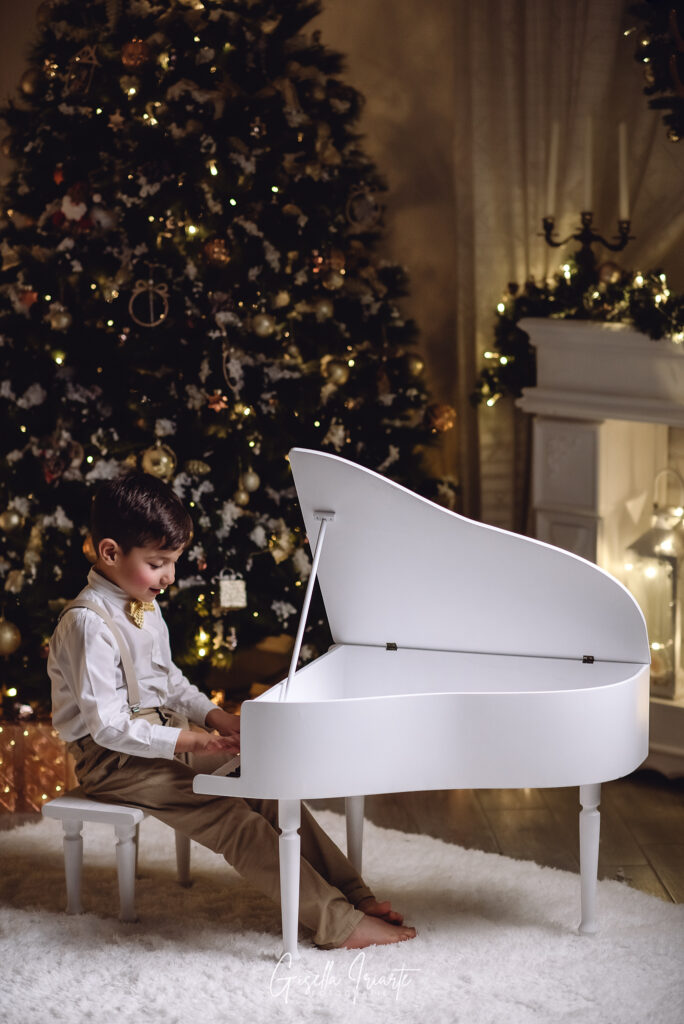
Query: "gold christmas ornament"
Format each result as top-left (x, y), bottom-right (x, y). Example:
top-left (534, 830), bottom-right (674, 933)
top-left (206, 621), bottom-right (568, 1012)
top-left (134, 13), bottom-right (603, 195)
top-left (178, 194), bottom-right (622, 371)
top-left (243, 468), bottom-right (261, 492)
top-left (128, 275), bottom-right (169, 327)
top-left (598, 262), bottom-right (621, 285)
top-left (406, 353), bottom-right (425, 376)
top-left (20, 68), bottom-right (43, 97)
top-left (272, 290), bottom-right (290, 308)
top-left (203, 238), bottom-right (231, 266)
top-left (0, 616), bottom-right (21, 657)
top-left (121, 39), bottom-right (152, 68)
top-left (426, 403), bottom-right (456, 433)
top-left (667, 127), bottom-right (681, 143)
top-left (141, 442), bottom-right (177, 481)
top-left (185, 459), bottom-right (211, 476)
top-left (233, 487), bottom-right (250, 507)
top-left (252, 313), bottom-right (276, 337)
top-left (82, 534), bottom-right (97, 563)
top-left (64, 45), bottom-right (100, 96)
top-left (0, 509), bottom-right (23, 532)
top-left (345, 186), bottom-right (381, 232)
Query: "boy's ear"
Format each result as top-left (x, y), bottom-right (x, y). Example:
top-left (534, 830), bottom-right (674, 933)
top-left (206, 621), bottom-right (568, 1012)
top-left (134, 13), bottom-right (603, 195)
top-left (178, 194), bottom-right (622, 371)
top-left (98, 538), bottom-right (121, 564)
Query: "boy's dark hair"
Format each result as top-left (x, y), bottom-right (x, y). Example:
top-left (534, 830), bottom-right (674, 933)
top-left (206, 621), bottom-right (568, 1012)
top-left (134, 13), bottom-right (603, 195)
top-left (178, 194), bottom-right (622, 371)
top-left (90, 471), bottom-right (193, 554)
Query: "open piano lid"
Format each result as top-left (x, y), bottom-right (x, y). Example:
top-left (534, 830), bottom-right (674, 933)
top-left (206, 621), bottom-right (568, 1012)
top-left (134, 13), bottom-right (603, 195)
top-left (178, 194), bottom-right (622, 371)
top-left (288, 448), bottom-right (649, 664)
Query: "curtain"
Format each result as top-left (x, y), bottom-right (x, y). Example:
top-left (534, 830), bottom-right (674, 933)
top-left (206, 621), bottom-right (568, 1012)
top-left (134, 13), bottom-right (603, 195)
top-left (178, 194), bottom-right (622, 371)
top-left (318, 0), bottom-right (684, 526)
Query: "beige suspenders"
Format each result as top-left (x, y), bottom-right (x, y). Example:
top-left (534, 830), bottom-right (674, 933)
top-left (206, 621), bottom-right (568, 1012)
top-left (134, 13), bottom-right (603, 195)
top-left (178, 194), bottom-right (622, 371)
top-left (58, 599), bottom-right (142, 713)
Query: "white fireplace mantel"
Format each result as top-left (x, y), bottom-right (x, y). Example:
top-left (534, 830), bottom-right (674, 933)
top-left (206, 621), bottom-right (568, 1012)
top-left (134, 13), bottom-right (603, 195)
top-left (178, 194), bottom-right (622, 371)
top-left (516, 319), bottom-right (684, 427)
top-left (516, 317), bottom-right (684, 777)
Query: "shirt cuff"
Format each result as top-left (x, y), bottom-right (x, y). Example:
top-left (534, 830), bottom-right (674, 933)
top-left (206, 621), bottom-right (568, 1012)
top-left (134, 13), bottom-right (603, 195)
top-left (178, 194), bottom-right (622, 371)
top-left (151, 722), bottom-right (181, 760)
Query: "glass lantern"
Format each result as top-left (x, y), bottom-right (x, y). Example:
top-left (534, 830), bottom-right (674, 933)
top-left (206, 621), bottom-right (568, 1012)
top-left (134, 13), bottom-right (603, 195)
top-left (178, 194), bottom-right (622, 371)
top-left (624, 473), bottom-right (684, 700)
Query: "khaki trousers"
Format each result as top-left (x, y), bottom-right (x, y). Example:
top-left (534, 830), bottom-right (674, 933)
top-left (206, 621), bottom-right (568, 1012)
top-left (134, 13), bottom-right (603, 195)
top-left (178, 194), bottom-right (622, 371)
top-left (66, 707), bottom-right (370, 948)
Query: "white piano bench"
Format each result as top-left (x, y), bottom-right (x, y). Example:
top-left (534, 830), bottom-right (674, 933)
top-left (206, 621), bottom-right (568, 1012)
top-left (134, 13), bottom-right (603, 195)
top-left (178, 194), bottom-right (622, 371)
top-left (42, 788), bottom-right (192, 923)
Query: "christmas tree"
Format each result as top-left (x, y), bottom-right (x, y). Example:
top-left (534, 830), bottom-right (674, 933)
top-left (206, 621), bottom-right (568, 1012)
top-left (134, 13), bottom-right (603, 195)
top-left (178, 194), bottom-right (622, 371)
top-left (0, 0), bottom-right (456, 717)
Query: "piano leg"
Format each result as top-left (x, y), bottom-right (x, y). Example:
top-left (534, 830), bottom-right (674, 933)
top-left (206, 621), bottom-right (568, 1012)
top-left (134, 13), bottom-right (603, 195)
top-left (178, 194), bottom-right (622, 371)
top-left (578, 783), bottom-right (601, 935)
top-left (278, 798), bottom-right (301, 959)
top-left (345, 795), bottom-right (365, 874)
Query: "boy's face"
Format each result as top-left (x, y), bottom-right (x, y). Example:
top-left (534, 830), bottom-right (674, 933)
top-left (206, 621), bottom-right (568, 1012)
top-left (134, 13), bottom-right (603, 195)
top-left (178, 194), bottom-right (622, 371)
top-left (96, 539), bottom-right (185, 602)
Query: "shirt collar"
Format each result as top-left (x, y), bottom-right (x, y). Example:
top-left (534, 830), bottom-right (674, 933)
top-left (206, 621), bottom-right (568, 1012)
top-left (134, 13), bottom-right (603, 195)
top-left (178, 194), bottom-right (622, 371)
top-left (87, 566), bottom-right (132, 606)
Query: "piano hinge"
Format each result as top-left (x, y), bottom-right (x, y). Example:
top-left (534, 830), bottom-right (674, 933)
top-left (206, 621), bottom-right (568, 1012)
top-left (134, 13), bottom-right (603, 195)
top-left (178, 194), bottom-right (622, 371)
top-left (386, 642), bottom-right (398, 651)
top-left (582, 655), bottom-right (595, 664)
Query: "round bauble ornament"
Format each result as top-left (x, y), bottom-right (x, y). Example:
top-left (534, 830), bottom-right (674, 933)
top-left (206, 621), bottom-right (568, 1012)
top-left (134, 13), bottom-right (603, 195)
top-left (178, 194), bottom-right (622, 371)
top-left (667, 127), bottom-right (681, 143)
top-left (322, 270), bottom-right (345, 291)
top-left (121, 39), bottom-right (151, 69)
top-left (82, 534), bottom-right (97, 563)
top-left (426, 403), bottom-right (456, 433)
top-left (0, 617), bottom-right (21, 656)
top-left (47, 306), bottom-right (73, 331)
top-left (253, 313), bottom-right (276, 337)
top-left (406, 353), bottom-right (424, 376)
top-left (243, 469), bottom-right (260, 492)
top-left (119, 75), bottom-right (140, 97)
top-left (20, 68), bottom-right (43, 97)
top-left (327, 359), bottom-right (350, 385)
top-left (598, 261), bottom-right (621, 285)
top-left (233, 487), bottom-right (250, 507)
top-left (141, 443), bottom-right (177, 481)
top-left (345, 186), bottom-right (381, 232)
top-left (313, 297), bottom-right (334, 320)
top-left (272, 290), bottom-right (290, 309)
top-left (0, 508), bottom-right (23, 532)
top-left (203, 238), bottom-right (231, 266)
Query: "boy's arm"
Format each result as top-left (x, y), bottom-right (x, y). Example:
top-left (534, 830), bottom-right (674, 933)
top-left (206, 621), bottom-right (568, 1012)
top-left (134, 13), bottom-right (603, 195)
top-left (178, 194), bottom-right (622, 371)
top-left (155, 607), bottom-right (227, 729)
top-left (56, 611), bottom-right (180, 759)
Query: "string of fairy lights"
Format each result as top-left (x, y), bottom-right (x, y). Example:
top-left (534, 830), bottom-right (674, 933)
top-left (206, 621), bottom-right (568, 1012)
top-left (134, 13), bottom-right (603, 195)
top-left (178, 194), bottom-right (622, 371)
top-left (473, 252), bottom-right (684, 407)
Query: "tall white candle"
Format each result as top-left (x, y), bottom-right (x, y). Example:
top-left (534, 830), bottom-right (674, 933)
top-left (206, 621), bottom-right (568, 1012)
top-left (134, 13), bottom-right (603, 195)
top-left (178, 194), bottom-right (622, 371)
top-left (618, 122), bottom-right (629, 221)
top-left (583, 116), bottom-right (593, 211)
top-left (546, 121), bottom-right (560, 218)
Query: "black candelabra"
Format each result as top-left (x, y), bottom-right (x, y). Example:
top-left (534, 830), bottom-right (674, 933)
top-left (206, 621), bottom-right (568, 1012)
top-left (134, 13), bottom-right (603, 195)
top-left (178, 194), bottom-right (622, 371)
top-left (540, 212), bottom-right (634, 286)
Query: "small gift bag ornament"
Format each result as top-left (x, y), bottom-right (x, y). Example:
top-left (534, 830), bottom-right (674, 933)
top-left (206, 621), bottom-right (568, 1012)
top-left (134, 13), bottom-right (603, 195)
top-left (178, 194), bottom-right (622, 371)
top-left (218, 572), bottom-right (247, 610)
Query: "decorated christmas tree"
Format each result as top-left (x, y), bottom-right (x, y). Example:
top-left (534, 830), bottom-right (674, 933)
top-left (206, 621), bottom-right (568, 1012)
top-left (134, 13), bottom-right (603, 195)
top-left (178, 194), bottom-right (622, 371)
top-left (0, 0), bottom-right (455, 716)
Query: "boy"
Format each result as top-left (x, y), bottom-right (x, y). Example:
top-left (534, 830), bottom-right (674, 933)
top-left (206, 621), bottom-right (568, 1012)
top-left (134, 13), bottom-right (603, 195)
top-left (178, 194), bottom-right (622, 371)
top-left (48, 470), bottom-right (416, 950)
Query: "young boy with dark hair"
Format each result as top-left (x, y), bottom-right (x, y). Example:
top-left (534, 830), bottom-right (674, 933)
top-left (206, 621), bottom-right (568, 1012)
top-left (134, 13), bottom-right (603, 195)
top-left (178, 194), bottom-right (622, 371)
top-left (48, 470), bottom-right (416, 950)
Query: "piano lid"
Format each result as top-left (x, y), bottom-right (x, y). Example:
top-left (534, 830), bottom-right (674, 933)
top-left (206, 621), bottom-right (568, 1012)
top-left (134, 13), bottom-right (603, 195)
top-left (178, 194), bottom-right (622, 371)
top-left (288, 448), bottom-right (650, 665)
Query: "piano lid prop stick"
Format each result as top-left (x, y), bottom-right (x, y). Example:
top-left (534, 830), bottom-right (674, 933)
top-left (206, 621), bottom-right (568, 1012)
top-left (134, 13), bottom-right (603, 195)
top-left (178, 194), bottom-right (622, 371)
top-left (281, 510), bottom-right (336, 702)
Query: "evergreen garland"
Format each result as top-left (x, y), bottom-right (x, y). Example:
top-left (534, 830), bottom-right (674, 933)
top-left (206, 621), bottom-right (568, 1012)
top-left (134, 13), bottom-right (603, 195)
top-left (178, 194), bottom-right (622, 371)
top-left (472, 252), bottom-right (684, 407)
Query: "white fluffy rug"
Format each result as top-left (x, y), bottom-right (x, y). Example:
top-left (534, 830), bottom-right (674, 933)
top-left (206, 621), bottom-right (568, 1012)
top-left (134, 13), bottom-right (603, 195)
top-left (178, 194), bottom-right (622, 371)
top-left (1, 807), bottom-right (682, 1024)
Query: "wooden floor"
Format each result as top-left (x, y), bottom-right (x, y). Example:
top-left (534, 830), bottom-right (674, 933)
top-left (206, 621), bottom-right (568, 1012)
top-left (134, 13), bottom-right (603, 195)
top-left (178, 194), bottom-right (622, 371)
top-left (309, 768), bottom-right (684, 904)
top-left (4, 769), bottom-right (682, 903)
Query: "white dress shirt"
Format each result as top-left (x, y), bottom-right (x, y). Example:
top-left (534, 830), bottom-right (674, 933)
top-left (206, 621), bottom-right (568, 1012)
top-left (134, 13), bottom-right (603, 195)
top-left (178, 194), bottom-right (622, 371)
top-left (48, 567), bottom-right (217, 760)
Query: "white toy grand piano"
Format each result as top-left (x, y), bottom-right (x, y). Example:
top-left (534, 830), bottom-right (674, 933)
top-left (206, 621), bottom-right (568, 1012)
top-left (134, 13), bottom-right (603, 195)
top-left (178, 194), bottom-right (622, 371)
top-left (194, 447), bottom-right (650, 957)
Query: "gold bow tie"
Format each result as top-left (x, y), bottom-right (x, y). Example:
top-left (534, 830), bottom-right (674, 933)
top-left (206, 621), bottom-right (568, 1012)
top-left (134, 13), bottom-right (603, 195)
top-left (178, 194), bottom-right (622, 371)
top-left (126, 599), bottom-right (155, 628)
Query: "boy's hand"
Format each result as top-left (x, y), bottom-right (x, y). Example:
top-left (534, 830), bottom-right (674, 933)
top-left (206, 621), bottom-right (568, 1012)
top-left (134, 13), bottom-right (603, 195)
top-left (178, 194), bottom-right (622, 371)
top-left (174, 729), bottom-right (236, 755)
top-left (204, 707), bottom-right (241, 747)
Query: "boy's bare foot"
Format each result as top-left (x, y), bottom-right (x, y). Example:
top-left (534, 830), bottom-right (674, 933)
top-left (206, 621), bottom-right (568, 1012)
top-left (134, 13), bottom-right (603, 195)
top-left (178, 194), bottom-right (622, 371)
top-left (341, 914), bottom-right (417, 949)
top-left (357, 896), bottom-right (404, 925)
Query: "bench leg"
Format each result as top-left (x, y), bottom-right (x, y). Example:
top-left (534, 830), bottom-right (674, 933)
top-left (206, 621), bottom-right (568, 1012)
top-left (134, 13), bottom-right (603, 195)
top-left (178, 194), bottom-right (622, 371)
top-left (579, 783), bottom-right (601, 935)
top-left (175, 831), bottom-right (192, 887)
top-left (115, 822), bottom-right (139, 923)
top-left (345, 795), bottom-right (364, 874)
top-left (278, 799), bottom-right (301, 960)
top-left (63, 819), bottom-right (84, 915)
